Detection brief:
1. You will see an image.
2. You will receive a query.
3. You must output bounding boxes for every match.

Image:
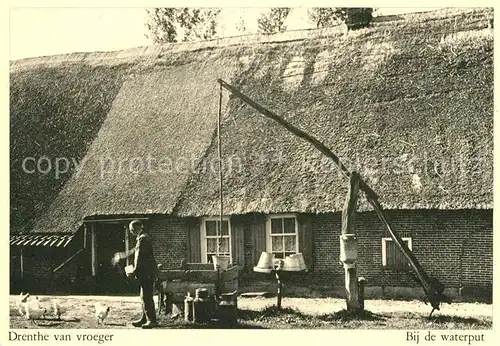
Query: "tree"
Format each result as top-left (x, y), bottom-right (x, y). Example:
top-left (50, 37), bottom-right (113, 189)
top-left (308, 7), bottom-right (375, 30)
top-left (145, 8), bottom-right (178, 43)
top-left (257, 8), bottom-right (292, 34)
top-left (308, 8), bottom-right (341, 28)
top-left (176, 8), bottom-right (221, 42)
top-left (145, 8), bottom-right (221, 43)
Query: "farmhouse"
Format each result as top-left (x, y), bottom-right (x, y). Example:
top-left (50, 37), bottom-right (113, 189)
top-left (10, 8), bottom-right (493, 300)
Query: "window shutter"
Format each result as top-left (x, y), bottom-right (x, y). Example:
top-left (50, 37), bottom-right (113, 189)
top-left (386, 241), bottom-right (396, 267)
top-left (396, 240), bottom-right (411, 270)
top-left (297, 213), bottom-right (313, 270)
top-left (385, 239), bottom-right (411, 271)
top-left (231, 222), bottom-right (245, 269)
top-left (187, 219), bottom-right (201, 263)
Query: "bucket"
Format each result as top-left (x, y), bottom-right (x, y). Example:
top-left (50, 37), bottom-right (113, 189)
top-left (290, 253), bottom-right (307, 271)
top-left (124, 265), bottom-right (134, 276)
top-left (282, 255), bottom-right (301, 271)
top-left (256, 252), bottom-right (275, 269)
top-left (212, 255), bottom-right (230, 271)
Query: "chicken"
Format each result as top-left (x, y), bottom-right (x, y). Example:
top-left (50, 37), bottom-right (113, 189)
top-left (30, 296), bottom-right (42, 309)
top-left (95, 302), bottom-right (110, 325)
top-left (52, 299), bottom-right (67, 320)
top-left (17, 292), bottom-right (30, 316)
top-left (24, 302), bottom-right (47, 325)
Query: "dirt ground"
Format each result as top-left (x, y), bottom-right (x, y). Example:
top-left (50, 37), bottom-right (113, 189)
top-left (9, 295), bottom-right (493, 329)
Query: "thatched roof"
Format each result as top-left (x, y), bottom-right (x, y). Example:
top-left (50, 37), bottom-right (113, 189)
top-left (10, 63), bottom-right (129, 233)
top-left (26, 61), bottom-right (236, 233)
top-left (10, 7), bottom-right (492, 234)
top-left (175, 7), bottom-right (494, 216)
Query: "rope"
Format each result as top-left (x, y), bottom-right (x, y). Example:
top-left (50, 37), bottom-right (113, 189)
top-left (217, 82), bottom-right (223, 256)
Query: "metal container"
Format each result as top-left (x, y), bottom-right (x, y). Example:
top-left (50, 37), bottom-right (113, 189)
top-left (184, 292), bottom-right (194, 322)
top-left (256, 252), bottom-right (275, 270)
top-left (196, 288), bottom-right (209, 299)
top-left (212, 255), bottom-right (230, 271)
top-left (340, 234), bottom-right (357, 267)
top-left (282, 255), bottom-right (302, 271)
top-left (193, 289), bottom-right (210, 323)
top-left (218, 296), bottom-right (237, 327)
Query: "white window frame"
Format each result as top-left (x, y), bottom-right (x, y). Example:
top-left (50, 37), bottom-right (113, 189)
top-left (381, 237), bottom-right (412, 267)
top-left (265, 213), bottom-right (299, 258)
top-left (200, 216), bottom-right (232, 264)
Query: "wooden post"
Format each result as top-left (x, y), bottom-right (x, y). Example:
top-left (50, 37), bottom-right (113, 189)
top-left (83, 225), bottom-right (87, 249)
top-left (345, 267), bottom-right (359, 311)
top-left (341, 172), bottom-right (361, 312)
top-left (275, 271), bottom-right (283, 309)
top-left (20, 247), bottom-right (24, 281)
top-left (358, 277), bottom-right (367, 311)
top-left (124, 225), bottom-right (130, 266)
top-left (91, 224), bottom-right (97, 277)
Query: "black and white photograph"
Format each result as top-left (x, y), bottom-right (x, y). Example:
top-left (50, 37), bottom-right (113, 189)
top-left (6, 3), bottom-right (494, 337)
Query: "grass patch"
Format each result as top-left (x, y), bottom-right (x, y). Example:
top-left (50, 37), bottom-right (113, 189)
top-left (428, 315), bottom-right (492, 328)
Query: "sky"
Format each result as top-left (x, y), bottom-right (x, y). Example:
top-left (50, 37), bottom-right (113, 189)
top-left (9, 6), bottom-right (447, 61)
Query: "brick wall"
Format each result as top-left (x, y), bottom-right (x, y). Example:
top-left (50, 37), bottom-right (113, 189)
top-left (13, 209), bottom-right (492, 299)
top-left (311, 209), bottom-right (493, 297)
top-left (14, 247), bottom-right (79, 294)
top-left (147, 209), bottom-right (492, 299)
top-left (148, 215), bottom-right (190, 269)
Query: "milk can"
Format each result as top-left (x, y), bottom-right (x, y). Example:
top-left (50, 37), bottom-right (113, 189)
top-left (339, 234), bottom-right (357, 268)
top-left (218, 295), bottom-right (237, 327)
top-left (193, 288), bottom-right (209, 323)
top-left (184, 292), bottom-right (194, 322)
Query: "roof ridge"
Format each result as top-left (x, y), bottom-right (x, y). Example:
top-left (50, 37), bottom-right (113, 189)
top-left (9, 7), bottom-right (491, 68)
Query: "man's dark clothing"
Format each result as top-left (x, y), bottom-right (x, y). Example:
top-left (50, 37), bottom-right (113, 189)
top-left (133, 232), bottom-right (158, 324)
top-left (139, 277), bottom-right (156, 324)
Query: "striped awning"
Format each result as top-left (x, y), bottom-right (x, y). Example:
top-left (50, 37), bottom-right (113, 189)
top-left (10, 234), bottom-right (74, 248)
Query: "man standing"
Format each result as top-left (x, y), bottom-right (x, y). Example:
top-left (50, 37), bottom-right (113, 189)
top-left (112, 220), bottom-right (158, 328)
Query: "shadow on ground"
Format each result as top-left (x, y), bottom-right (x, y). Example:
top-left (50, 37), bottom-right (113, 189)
top-left (238, 306), bottom-right (308, 321)
top-left (155, 313), bottom-right (267, 329)
top-left (170, 322), bottom-right (266, 329)
top-left (318, 309), bottom-right (387, 322)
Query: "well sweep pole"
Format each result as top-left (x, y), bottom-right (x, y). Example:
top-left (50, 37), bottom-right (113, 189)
top-left (216, 78), bottom-right (447, 310)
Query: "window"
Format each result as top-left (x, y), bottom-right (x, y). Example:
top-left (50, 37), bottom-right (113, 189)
top-left (200, 217), bottom-right (232, 264)
top-left (266, 214), bottom-right (299, 259)
top-left (382, 237), bottom-right (412, 270)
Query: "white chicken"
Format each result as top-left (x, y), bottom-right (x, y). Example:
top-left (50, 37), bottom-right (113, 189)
top-left (30, 296), bottom-right (42, 309)
top-left (52, 299), bottom-right (67, 320)
top-left (16, 292), bottom-right (30, 316)
top-left (24, 301), bottom-right (47, 325)
top-left (95, 302), bottom-right (110, 325)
